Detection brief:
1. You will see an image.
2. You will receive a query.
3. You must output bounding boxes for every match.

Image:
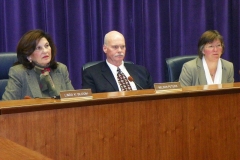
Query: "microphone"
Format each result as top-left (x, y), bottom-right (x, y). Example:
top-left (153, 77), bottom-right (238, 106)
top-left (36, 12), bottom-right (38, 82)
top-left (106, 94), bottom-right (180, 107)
top-left (128, 76), bottom-right (143, 90)
top-left (24, 95), bottom-right (32, 99)
top-left (34, 95), bottom-right (60, 99)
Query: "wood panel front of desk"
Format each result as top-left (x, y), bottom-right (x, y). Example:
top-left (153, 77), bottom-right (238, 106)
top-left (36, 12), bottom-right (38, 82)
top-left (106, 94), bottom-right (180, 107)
top-left (0, 84), bottom-right (240, 160)
top-left (0, 136), bottom-right (52, 160)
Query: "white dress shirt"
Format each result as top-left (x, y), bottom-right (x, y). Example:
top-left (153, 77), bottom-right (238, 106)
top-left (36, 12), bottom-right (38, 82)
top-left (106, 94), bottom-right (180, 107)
top-left (106, 60), bottom-right (137, 91)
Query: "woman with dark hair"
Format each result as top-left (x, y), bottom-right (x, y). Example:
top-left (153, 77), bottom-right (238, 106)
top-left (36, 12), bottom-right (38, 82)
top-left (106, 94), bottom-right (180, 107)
top-left (2, 29), bottom-right (74, 100)
top-left (179, 30), bottom-right (234, 86)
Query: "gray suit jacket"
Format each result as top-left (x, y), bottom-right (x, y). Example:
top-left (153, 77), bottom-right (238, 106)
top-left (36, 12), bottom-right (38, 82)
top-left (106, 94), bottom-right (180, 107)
top-left (179, 57), bottom-right (234, 86)
top-left (2, 62), bottom-right (74, 100)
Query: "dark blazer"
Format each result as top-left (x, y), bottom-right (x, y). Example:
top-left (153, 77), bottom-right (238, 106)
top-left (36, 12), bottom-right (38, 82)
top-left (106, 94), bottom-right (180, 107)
top-left (2, 62), bottom-right (74, 100)
top-left (82, 61), bottom-right (154, 93)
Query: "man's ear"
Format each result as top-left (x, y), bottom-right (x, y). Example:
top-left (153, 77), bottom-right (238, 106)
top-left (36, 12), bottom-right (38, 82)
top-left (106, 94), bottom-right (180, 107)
top-left (103, 44), bottom-right (107, 53)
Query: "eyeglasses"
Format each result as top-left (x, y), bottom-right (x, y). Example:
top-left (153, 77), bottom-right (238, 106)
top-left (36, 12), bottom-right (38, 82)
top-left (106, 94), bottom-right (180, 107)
top-left (205, 44), bottom-right (222, 50)
top-left (110, 45), bottom-right (126, 50)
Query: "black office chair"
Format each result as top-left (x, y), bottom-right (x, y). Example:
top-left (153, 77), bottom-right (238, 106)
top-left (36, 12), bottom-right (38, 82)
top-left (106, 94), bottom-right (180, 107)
top-left (0, 53), bottom-right (18, 100)
top-left (82, 60), bottom-right (134, 71)
top-left (165, 55), bottom-right (197, 82)
top-left (82, 61), bottom-right (102, 71)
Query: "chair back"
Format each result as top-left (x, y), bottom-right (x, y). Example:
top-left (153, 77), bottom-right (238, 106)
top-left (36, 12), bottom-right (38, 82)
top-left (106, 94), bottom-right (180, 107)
top-left (165, 55), bottom-right (197, 82)
top-left (82, 60), bottom-right (134, 71)
top-left (0, 53), bottom-right (18, 100)
top-left (82, 61), bottom-right (102, 71)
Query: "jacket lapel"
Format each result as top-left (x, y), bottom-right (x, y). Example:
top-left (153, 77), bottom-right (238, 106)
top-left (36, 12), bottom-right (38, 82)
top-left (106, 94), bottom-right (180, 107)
top-left (196, 58), bottom-right (207, 85)
top-left (26, 70), bottom-right (43, 98)
top-left (50, 69), bottom-right (62, 94)
top-left (221, 59), bottom-right (228, 83)
top-left (125, 64), bottom-right (142, 89)
top-left (125, 65), bottom-right (139, 82)
top-left (101, 63), bottom-right (119, 90)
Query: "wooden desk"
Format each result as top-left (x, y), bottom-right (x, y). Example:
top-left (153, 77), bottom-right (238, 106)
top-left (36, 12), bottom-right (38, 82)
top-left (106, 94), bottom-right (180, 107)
top-left (0, 83), bottom-right (240, 160)
top-left (0, 136), bottom-right (52, 160)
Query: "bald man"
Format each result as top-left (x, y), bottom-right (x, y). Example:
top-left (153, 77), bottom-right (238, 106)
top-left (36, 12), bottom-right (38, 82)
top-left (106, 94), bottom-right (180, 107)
top-left (82, 31), bottom-right (153, 93)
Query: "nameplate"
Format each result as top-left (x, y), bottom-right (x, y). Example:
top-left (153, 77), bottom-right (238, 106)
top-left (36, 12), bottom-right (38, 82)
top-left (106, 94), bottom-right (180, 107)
top-left (60, 89), bottom-right (93, 101)
top-left (154, 82), bottom-right (182, 93)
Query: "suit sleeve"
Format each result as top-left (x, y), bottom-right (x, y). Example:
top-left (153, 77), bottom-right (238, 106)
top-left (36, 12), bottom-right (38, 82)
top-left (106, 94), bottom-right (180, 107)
top-left (2, 67), bottom-right (23, 100)
top-left (60, 64), bottom-right (74, 90)
top-left (179, 63), bottom-right (193, 86)
top-left (227, 62), bottom-right (234, 83)
top-left (132, 65), bottom-right (154, 89)
top-left (144, 67), bottom-right (154, 89)
top-left (82, 69), bottom-right (97, 93)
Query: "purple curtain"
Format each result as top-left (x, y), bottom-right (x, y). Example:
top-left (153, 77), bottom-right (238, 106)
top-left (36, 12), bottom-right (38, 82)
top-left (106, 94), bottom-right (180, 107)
top-left (1, 0), bottom-right (240, 89)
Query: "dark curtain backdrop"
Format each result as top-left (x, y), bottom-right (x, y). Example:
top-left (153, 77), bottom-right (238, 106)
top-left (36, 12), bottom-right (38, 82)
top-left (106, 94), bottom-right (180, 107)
top-left (1, 0), bottom-right (239, 89)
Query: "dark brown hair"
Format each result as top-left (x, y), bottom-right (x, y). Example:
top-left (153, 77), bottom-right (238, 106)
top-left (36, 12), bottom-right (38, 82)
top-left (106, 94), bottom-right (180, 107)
top-left (15, 29), bottom-right (57, 69)
top-left (198, 30), bottom-right (224, 58)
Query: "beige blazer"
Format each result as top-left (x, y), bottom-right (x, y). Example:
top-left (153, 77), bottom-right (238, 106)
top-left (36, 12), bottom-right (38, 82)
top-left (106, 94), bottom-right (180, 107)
top-left (2, 62), bottom-right (74, 100)
top-left (179, 57), bottom-right (234, 86)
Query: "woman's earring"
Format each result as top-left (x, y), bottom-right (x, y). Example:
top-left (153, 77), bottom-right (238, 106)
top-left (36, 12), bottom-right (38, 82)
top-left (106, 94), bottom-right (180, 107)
top-left (27, 57), bottom-right (32, 63)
